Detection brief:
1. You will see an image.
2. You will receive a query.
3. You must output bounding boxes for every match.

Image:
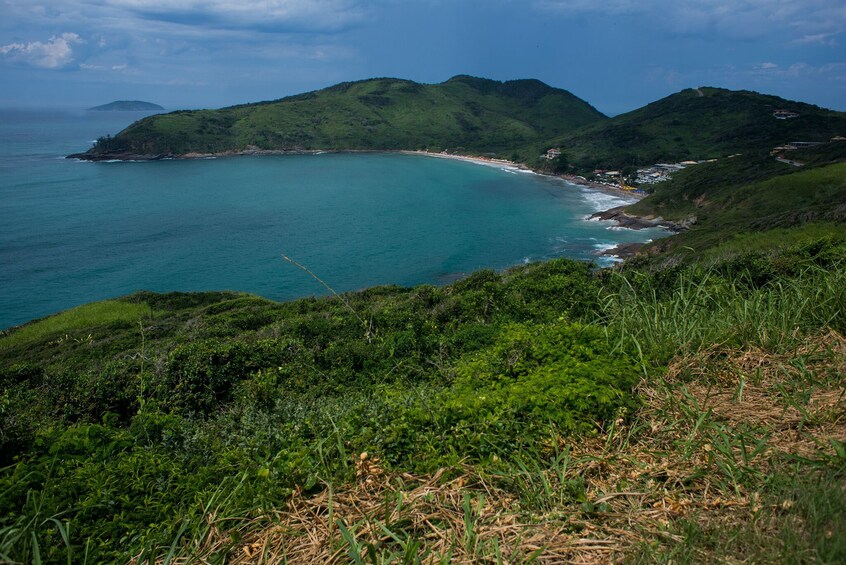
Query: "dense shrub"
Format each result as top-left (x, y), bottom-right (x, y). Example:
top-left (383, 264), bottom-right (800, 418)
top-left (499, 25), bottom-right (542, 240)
top-left (3, 251), bottom-right (841, 562)
top-left (162, 338), bottom-right (293, 414)
top-left (447, 321), bottom-right (639, 435)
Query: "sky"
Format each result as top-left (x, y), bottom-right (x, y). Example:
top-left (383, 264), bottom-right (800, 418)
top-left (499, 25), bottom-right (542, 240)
top-left (1, 0), bottom-right (844, 115)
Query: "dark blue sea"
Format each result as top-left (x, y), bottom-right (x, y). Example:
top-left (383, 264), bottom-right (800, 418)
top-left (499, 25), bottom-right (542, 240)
top-left (0, 109), bottom-right (665, 329)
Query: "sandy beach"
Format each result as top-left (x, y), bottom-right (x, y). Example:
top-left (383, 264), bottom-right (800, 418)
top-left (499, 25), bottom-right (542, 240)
top-left (402, 150), bottom-right (647, 201)
top-left (401, 150), bottom-right (673, 263)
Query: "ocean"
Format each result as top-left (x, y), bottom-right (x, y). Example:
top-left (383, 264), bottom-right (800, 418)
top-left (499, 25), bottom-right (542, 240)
top-left (0, 109), bottom-right (666, 329)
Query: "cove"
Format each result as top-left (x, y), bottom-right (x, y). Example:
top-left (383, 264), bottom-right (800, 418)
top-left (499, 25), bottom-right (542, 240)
top-left (1, 116), bottom-right (665, 329)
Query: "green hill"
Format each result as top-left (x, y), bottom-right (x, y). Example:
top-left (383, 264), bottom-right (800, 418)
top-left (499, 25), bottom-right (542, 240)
top-left (534, 87), bottom-right (846, 171)
top-left (14, 78), bottom-right (846, 562)
top-left (74, 76), bottom-right (606, 159)
top-left (620, 141), bottom-right (846, 262)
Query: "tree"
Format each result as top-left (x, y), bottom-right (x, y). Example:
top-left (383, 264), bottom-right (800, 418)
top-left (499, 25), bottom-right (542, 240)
top-left (551, 152), bottom-right (569, 173)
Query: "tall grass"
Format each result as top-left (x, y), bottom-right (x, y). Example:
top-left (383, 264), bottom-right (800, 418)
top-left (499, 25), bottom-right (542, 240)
top-left (601, 262), bottom-right (846, 365)
top-left (0, 300), bottom-right (153, 350)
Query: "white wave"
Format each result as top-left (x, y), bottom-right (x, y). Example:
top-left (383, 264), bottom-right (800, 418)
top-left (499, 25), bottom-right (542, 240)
top-left (578, 187), bottom-right (638, 212)
top-left (597, 255), bottom-right (624, 266)
top-left (592, 242), bottom-right (618, 252)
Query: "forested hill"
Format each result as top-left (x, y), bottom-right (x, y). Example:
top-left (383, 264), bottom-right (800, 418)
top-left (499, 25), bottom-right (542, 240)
top-left (536, 87), bottom-right (846, 171)
top-left (73, 75), bottom-right (606, 160)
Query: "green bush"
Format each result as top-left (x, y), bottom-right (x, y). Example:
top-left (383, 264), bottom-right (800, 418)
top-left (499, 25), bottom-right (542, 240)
top-left (162, 338), bottom-right (291, 414)
top-left (447, 321), bottom-right (639, 436)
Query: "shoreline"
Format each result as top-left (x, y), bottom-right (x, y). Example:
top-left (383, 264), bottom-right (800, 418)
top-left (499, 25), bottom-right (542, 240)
top-left (401, 150), bottom-right (684, 262)
top-left (69, 147), bottom-right (681, 261)
top-left (70, 146), bottom-right (647, 202)
top-left (400, 150), bottom-right (648, 201)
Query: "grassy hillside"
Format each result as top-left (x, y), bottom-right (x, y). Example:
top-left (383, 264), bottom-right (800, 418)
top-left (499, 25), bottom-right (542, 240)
top-left (76, 76), bottom-right (606, 159)
top-left (74, 81), bottom-right (846, 175)
top-left (622, 142), bottom-right (846, 262)
top-left (16, 77), bottom-right (846, 562)
top-left (2, 242), bottom-right (845, 562)
top-left (532, 87), bottom-right (846, 171)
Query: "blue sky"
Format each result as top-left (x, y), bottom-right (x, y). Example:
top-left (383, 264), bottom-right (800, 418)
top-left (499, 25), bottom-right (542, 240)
top-left (1, 0), bottom-right (844, 115)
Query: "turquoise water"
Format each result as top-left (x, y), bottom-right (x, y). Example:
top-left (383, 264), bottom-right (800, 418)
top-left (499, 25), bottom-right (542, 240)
top-left (0, 109), bottom-right (665, 329)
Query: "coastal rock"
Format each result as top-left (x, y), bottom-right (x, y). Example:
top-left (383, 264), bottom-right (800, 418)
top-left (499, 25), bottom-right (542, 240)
top-left (66, 151), bottom-right (172, 161)
top-left (600, 242), bottom-right (645, 260)
top-left (590, 206), bottom-right (688, 232)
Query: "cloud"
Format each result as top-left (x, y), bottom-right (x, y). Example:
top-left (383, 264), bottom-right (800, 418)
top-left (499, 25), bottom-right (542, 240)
top-left (20, 0), bottom-right (370, 34)
top-left (0, 32), bottom-right (84, 68)
top-left (742, 60), bottom-right (846, 89)
top-left (533, 0), bottom-right (846, 40)
top-left (793, 32), bottom-right (838, 46)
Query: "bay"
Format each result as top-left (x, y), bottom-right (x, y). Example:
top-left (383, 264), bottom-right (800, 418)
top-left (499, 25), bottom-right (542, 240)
top-left (0, 109), bottom-right (665, 329)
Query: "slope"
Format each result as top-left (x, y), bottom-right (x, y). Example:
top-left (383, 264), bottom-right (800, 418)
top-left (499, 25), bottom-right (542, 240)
top-left (534, 87), bottom-right (846, 171)
top-left (623, 141), bottom-right (846, 261)
top-left (74, 76), bottom-right (606, 159)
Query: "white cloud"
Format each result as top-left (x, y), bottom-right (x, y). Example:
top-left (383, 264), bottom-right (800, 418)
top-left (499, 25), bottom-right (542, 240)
top-left (748, 60), bottom-right (846, 83)
top-left (0, 32), bottom-right (84, 68)
top-left (533, 0), bottom-right (846, 40)
top-left (793, 32), bottom-right (838, 46)
top-left (1, 0), bottom-right (370, 31)
top-left (57, 0), bottom-right (369, 33)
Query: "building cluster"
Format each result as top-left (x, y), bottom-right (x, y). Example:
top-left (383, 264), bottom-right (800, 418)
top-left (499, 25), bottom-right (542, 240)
top-left (632, 160), bottom-right (716, 186)
top-left (595, 159), bottom-right (718, 188)
top-left (769, 138), bottom-right (842, 167)
top-left (543, 148), bottom-right (561, 160)
top-left (589, 159), bottom-right (718, 191)
top-left (773, 109), bottom-right (800, 120)
top-left (770, 141), bottom-right (824, 154)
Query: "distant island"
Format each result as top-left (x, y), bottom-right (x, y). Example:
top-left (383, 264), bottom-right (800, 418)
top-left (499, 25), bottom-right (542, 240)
top-left (88, 100), bottom-right (164, 111)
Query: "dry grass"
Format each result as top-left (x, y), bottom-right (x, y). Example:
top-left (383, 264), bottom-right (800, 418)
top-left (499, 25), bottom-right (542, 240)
top-left (668, 330), bottom-right (846, 457)
top-left (157, 467), bottom-right (657, 563)
top-left (144, 332), bottom-right (846, 564)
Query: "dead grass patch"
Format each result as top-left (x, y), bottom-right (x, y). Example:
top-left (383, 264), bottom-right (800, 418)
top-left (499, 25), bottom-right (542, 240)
top-left (153, 467), bottom-right (661, 564)
top-left (666, 330), bottom-right (846, 457)
top-left (144, 333), bottom-right (845, 563)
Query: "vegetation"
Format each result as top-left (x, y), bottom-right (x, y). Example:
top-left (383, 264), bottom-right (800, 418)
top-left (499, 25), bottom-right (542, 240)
top-left (75, 79), bottom-right (846, 188)
top-left (16, 76), bottom-right (846, 562)
top-left (531, 87), bottom-right (846, 172)
top-left (76, 76), bottom-right (605, 159)
top-left (622, 144), bottom-right (846, 263)
top-left (2, 239), bottom-right (845, 562)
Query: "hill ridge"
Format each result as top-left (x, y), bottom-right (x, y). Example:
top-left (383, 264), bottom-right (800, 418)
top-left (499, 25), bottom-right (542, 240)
top-left (70, 75), bottom-right (606, 160)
